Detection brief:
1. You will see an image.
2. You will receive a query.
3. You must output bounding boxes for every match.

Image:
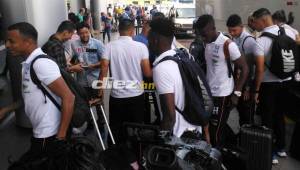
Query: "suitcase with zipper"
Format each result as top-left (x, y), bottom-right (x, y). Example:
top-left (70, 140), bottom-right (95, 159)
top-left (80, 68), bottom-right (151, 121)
top-left (238, 100), bottom-right (273, 170)
top-left (240, 124), bottom-right (273, 170)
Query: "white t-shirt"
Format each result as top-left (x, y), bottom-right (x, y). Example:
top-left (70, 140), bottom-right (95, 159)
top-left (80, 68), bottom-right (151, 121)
top-left (254, 25), bottom-right (296, 82)
top-left (233, 30), bottom-right (257, 56)
top-left (205, 33), bottom-right (241, 97)
top-left (103, 36), bottom-right (149, 98)
top-left (153, 49), bottom-right (198, 137)
top-left (233, 30), bottom-right (259, 81)
top-left (281, 24), bottom-right (299, 36)
top-left (22, 48), bottom-right (61, 138)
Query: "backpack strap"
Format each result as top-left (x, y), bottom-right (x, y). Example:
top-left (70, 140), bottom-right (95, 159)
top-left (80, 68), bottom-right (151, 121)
top-left (242, 35), bottom-right (255, 53)
top-left (223, 39), bottom-right (234, 78)
top-left (30, 55), bottom-right (61, 110)
top-left (260, 32), bottom-right (277, 39)
top-left (279, 26), bottom-right (286, 35)
top-left (259, 32), bottom-right (278, 70)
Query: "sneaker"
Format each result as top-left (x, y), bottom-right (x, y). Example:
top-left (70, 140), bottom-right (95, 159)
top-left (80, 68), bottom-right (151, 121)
top-left (277, 151), bottom-right (288, 157)
top-left (272, 156), bottom-right (279, 165)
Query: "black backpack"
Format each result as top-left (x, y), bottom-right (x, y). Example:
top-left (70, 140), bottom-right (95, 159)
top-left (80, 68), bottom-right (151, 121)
top-left (189, 38), bottom-right (206, 72)
top-left (157, 49), bottom-right (213, 126)
top-left (189, 36), bottom-right (236, 79)
top-left (30, 55), bottom-right (90, 128)
top-left (260, 27), bottom-right (299, 79)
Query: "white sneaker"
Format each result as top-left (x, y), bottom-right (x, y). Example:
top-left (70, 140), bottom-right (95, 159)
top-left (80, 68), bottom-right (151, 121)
top-left (277, 151), bottom-right (288, 157)
top-left (272, 158), bottom-right (279, 165)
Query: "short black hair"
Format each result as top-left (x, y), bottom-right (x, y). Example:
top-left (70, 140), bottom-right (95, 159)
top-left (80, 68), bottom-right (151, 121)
top-left (57, 20), bottom-right (76, 33)
top-left (8, 22), bottom-right (38, 42)
top-left (118, 19), bottom-right (134, 32)
top-left (150, 18), bottom-right (175, 39)
top-left (226, 14), bottom-right (243, 27)
top-left (272, 10), bottom-right (286, 23)
top-left (252, 8), bottom-right (271, 19)
top-left (76, 22), bottom-right (90, 32)
top-left (68, 13), bottom-right (80, 25)
top-left (195, 14), bottom-right (215, 30)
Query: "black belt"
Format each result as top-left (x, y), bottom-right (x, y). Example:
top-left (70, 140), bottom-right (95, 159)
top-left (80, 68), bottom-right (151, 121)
top-left (32, 135), bottom-right (56, 148)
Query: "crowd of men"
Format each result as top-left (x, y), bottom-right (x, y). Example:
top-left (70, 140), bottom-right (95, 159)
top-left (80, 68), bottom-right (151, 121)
top-left (2, 5), bottom-right (300, 169)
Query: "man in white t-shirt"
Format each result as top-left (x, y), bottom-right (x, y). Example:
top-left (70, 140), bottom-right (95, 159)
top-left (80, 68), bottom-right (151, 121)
top-left (195, 15), bottom-right (249, 148)
top-left (5, 22), bottom-right (75, 161)
top-left (272, 10), bottom-right (300, 45)
top-left (149, 18), bottom-right (210, 141)
top-left (99, 19), bottom-right (152, 170)
top-left (226, 14), bottom-right (264, 126)
top-left (253, 8), bottom-right (296, 164)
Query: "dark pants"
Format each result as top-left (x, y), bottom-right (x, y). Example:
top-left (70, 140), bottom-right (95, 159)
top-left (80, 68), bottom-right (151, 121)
top-left (237, 97), bottom-right (255, 125)
top-left (258, 82), bottom-right (288, 151)
top-left (109, 94), bottom-right (145, 143)
top-left (103, 28), bottom-right (111, 42)
top-left (18, 136), bottom-right (56, 163)
top-left (209, 95), bottom-right (232, 148)
top-left (109, 94), bottom-right (145, 163)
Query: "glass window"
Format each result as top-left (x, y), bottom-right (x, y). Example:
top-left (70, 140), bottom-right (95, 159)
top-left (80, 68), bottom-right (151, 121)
top-left (176, 8), bottom-right (195, 18)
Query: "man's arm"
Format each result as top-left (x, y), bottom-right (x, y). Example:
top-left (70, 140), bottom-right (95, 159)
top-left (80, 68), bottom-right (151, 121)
top-left (296, 34), bottom-right (300, 45)
top-left (159, 93), bottom-right (176, 131)
top-left (233, 56), bottom-right (249, 92)
top-left (88, 61), bottom-right (101, 69)
top-left (99, 59), bottom-right (110, 98)
top-left (254, 56), bottom-right (264, 103)
top-left (141, 59), bottom-right (152, 78)
top-left (47, 77), bottom-right (75, 139)
top-left (0, 101), bottom-right (21, 120)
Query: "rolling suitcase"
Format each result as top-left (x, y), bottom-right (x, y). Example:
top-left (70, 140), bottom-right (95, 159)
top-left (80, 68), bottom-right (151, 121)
top-left (240, 125), bottom-right (272, 170)
top-left (89, 103), bottom-right (133, 170)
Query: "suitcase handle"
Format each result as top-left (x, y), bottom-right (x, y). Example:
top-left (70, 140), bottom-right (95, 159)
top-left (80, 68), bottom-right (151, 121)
top-left (100, 105), bottom-right (116, 145)
top-left (90, 104), bottom-right (116, 151)
top-left (241, 124), bottom-right (271, 131)
top-left (90, 107), bottom-right (106, 150)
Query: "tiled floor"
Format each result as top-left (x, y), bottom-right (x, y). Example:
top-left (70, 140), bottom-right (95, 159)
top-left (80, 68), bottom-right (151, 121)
top-left (1, 32), bottom-right (299, 170)
top-left (1, 110), bottom-right (300, 170)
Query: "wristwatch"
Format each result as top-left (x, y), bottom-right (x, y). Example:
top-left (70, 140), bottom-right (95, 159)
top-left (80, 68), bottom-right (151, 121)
top-left (233, 91), bottom-right (242, 97)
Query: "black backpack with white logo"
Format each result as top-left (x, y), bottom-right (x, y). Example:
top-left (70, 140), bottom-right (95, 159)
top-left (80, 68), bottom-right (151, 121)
top-left (261, 27), bottom-right (299, 79)
top-left (30, 55), bottom-right (90, 128)
top-left (157, 48), bottom-right (213, 126)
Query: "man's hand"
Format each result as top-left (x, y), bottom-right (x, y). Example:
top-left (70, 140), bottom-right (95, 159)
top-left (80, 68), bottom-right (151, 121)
top-left (48, 138), bottom-right (68, 156)
top-left (68, 64), bottom-right (84, 73)
top-left (88, 64), bottom-right (96, 70)
top-left (243, 89), bottom-right (250, 101)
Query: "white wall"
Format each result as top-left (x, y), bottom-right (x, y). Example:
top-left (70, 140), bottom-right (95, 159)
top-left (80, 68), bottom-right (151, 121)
top-left (0, 0), bottom-right (68, 45)
top-left (196, 0), bottom-right (300, 32)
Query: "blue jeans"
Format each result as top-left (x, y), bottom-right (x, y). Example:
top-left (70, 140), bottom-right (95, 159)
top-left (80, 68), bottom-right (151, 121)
top-left (103, 28), bottom-right (111, 42)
